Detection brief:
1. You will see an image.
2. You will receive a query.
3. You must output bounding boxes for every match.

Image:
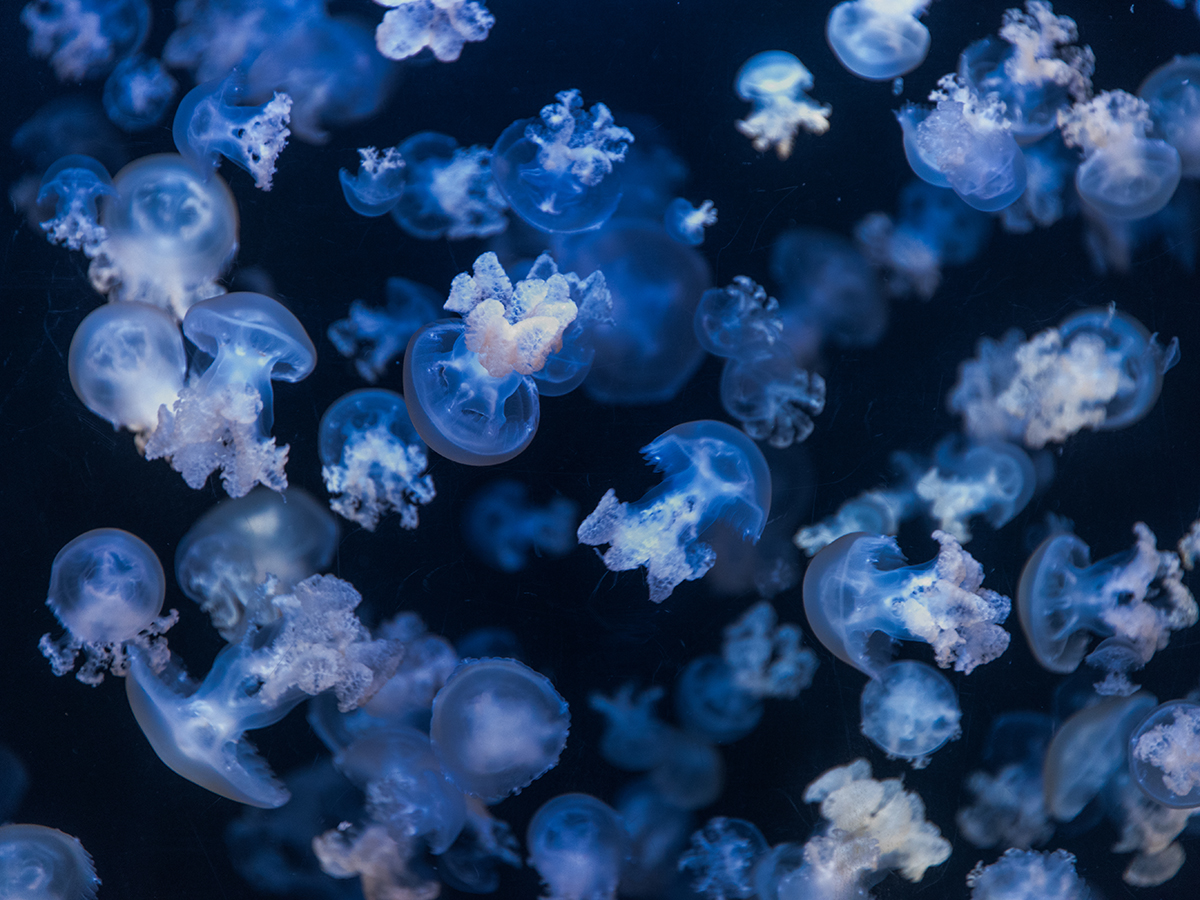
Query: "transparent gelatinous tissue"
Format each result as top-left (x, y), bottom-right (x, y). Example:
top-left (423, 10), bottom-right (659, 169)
top-left (339, 146), bottom-right (406, 216)
top-left (1140, 54), bottom-right (1200, 177)
top-left (37, 154), bottom-right (115, 252)
top-left (734, 51), bottom-right (830, 160)
top-left (372, 0), bottom-right (495, 63)
top-left (328, 277), bottom-right (441, 383)
top-left (1129, 700), bottom-right (1200, 808)
top-left (826, 0), bottom-right (932, 81)
top-left (0, 823), bottom-right (99, 900)
top-left (860, 660), bottom-right (962, 767)
top-left (103, 54), bottom-right (177, 131)
top-left (678, 817), bottom-right (767, 900)
top-left (389, 132), bottom-right (508, 240)
top-left (967, 849), bottom-right (1091, 900)
top-left (526, 793), bottom-right (626, 900)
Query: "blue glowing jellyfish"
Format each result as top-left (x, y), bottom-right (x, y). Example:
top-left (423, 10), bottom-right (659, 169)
top-left (826, 0), bottom-right (933, 81)
top-left (860, 660), bottom-right (962, 767)
top-left (526, 793), bottom-right (626, 900)
top-left (0, 824), bottom-right (99, 900)
top-left (388, 132), bottom-right (508, 240)
top-left (1129, 699), bottom-right (1200, 808)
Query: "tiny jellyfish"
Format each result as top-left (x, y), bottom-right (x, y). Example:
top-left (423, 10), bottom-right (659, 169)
top-left (734, 51), bottom-right (831, 160)
top-left (526, 793), bottom-right (626, 900)
top-left (22, 0), bottom-right (149, 81)
top-left (694, 276), bottom-right (783, 360)
top-left (67, 302), bottom-right (187, 440)
top-left (319, 388), bottom-right (435, 531)
top-left (665, 198), bottom-right (717, 245)
top-left (339, 146), bottom-right (406, 216)
top-left (39, 527), bottom-right (175, 686)
top-left (826, 0), bottom-right (933, 81)
top-left (372, 0), bottom-right (495, 63)
top-left (102, 55), bottom-right (178, 131)
top-left (36, 154), bottom-right (115, 251)
top-left (430, 658), bottom-right (570, 803)
top-left (590, 684), bottom-right (672, 772)
top-left (328, 276), bottom-right (441, 383)
top-left (389, 132), bottom-right (508, 240)
top-left (144, 292), bottom-right (317, 497)
top-left (678, 817), bottom-right (767, 900)
top-left (860, 660), bottom-right (962, 767)
top-left (912, 438), bottom-right (1037, 542)
top-left (577, 420), bottom-right (772, 603)
top-left (491, 89), bottom-right (634, 234)
top-left (0, 824), bottom-right (99, 900)
top-left (1129, 699), bottom-right (1200, 808)
top-left (967, 849), bottom-right (1090, 900)
top-left (462, 480), bottom-right (578, 573)
top-left (1140, 55), bottom-right (1200, 177)
top-left (802, 530), bottom-right (1011, 678)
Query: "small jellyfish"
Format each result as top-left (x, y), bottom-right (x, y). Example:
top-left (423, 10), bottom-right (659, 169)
top-left (372, 0), bottom-right (495, 63)
top-left (144, 292), bottom-right (316, 497)
top-left (526, 794), bottom-right (626, 900)
top-left (722, 601), bottom-right (818, 700)
top-left (492, 89), bottom-right (634, 234)
top-left (665, 198), bottom-right (717, 245)
top-left (36, 154), bottom-right (116, 251)
top-left (1129, 699), bottom-right (1200, 808)
top-left (0, 824), bottom-right (99, 900)
top-left (967, 849), bottom-right (1091, 900)
top-left (577, 420), bottom-right (772, 603)
top-left (388, 132), bottom-right (508, 240)
top-left (678, 817), bottom-right (767, 900)
top-left (328, 276), bottom-right (441, 383)
top-left (102, 54), bottom-right (177, 131)
top-left (674, 656), bottom-right (763, 745)
top-left (860, 660), bottom-right (962, 767)
top-left (1140, 55), bottom-right (1200, 177)
top-left (826, 0), bottom-right (933, 81)
top-left (38, 527), bottom-right (175, 686)
top-left (912, 438), bottom-right (1036, 542)
top-left (589, 684), bottom-right (672, 772)
top-left (734, 51), bottom-right (831, 160)
top-left (22, 0), bottom-right (149, 81)
top-left (614, 780), bottom-right (694, 899)
top-left (430, 658), bottom-right (570, 803)
top-left (319, 388), bottom-right (435, 531)
top-left (339, 146), bottom-right (406, 216)
top-left (461, 480), bottom-right (577, 573)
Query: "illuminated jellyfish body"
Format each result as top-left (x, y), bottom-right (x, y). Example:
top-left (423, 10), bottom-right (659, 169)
top-left (36, 154), bottom-right (115, 251)
top-left (527, 794), bottom-right (626, 900)
top-left (802, 530), bottom-right (1011, 679)
top-left (1017, 523), bottom-right (1197, 674)
top-left (998, 133), bottom-right (1076, 233)
top-left (373, 0), bottom-right (495, 63)
top-left (825, 0), bottom-right (932, 81)
top-left (911, 438), bottom-right (1036, 542)
top-left (531, 260), bottom-right (613, 398)
top-left (173, 75), bottom-right (292, 190)
top-left (1129, 700), bottom-right (1200, 808)
top-left (102, 54), bottom-right (177, 131)
top-left (328, 276), bottom-right (441, 382)
top-left (462, 480), bottom-right (577, 572)
top-left (93, 154), bottom-right (239, 318)
top-left (733, 51), bottom-right (831, 160)
top-left (175, 487), bottom-right (339, 641)
top-left (145, 292), bottom-right (316, 497)
top-left (388, 132), bottom-right (508, 240)
top-left (860, 660), bottom-right (962, 767)
top-left (430, 658), bottom-right (570, 803)
top-left (1058, 91), bottom-right (1182, 220)
top-left (664, 198), bottom-right (717, 246)
top-left (578, 420), bottom-right (771, 603)
top-left (0, 824), bottom-right (99, 900)
top-left (967, 850), bottom-right (1091, 900)
top-left (126, 574), bottom-right (402, 808)
top-left (1140, 55), bottom-right (1200, 178)
top-left (38, 527), bottom-right (175, 686)
top-left (491, 89), bottom-right (634, 234)
top-left (679, 817), bottom-right (767, 900)
top-left (67, 301), bottom-right (186, 440)
top-left (319, 388), bottom-right (435, 531)
top-left (339, 146), bottom-right (405, 216)
top-left (22, 0), bottom-right (149, 82)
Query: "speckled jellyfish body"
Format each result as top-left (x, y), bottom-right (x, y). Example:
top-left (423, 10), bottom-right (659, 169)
top-left (826, 0), bottom-right (933, 81)
top-left (319, 388), bottom-right (435, 531)
top-left (1140, 55), bottom-right (1200, 177)
top-left (388, 132), bottom-right (508, 240)
top-left (860, 660), bottom-right (962, 766)
top-left (578, 420), bottom-right (772, 603)
top-left (144, 292), bottom-right (316, 497)
top-left (36, 154), bottom-right (116, 251)
top-left (526, 793), bottom-right (626, 900)
top-left (174, 487), bottom-right (339, 641)
top-left (734, 51), bottom-right (831, 160)
top-left (491, 89), bottom-right (633, 233)
top-left (0, 823), bottom-right (99, 900)
top-left (1129, 700), bottom-right (1200, 808)
top-left (430, 658), bottom-right (570, 803)
top-left (802, 530), bottom-right (1011, 678)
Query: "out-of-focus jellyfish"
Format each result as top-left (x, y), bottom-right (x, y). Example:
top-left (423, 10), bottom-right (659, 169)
top-left (590, 684), bottom-right (673, 772)
top-left (1017, 523), bottom-right (1197, 674)
top-left (526, 793), bottom-right (626, 900)
top-left (722, 601), bottom-right (818, 701)
top-left (614, 780), bottom-right (693, 899)
top-left (826, 0), bottom-right (933, 81)
top-left (36, 154), bottom-right (116, 251)
top-left (1106, 765), bottom-right (1195, 886)
top-left (665, 198), bottom-right (717, 245)
top-left (430, 658), bottom-right (570, 803)
top-left (1082, 178), bottom-right (1199, 275)
top-left (1129, 700), bottom-right (1200, 808)
top-left (532, 260), bottom-right (614, 398)
top-left (462, 480), bottom-right (577, 572)
top-left (319, 388), bottom-right (435, 531)
top-left (1058, 90), bottom-right (1182, 220)
top-left (612, 117), bottom-right (688, 220)
top-left (145, 292), bottom-right (316, 497)
top-left (22, 0), bottom-right (149, 81)
top-left (372, 0), bottom-right (495, 62)
top-left (126, 574), bottom-right (402, 808)
top-left (949, 308), bottom-right (1179, 448)
top-left (339, 146), bottom-right (406, 216)
top-left (0, 824), bottom-right (99, 900)
top-left (678, 817), bottom-right (767, 900)
top-left (674, 657), bottom-right (763, 745)
top-left (39, 527), bottom-right (176, 686)
top-left (967, 849), bottom-right (1091, 900)
top-left (795, 484), bottom-right (919, 556)
top-left (803, 530), bottom-right (1011, 678)
top-left (911, 439), bottom-right (1036, 542)
top-left (958, 1), bottom-right (1094, 145)
top-left (102, 55), bottom-right (177, 131)
top-left (175, 487), bottom-right (338, 641)
top-left (67, 302), bottom-right (186, 444)
top-left (998, 133), bottom-right (1076, 234)
top-left (328, 277), bottom-right (441, 383)
top-left (650, 731), bottom-right (725, 811)
top-left (734, 51), bottom-right (831, 160)
top-left (492, 89), bottom-right (634, 234)
top-left (173, 75), bottom-right (292, 191)
top-left (578, 420), bottom-right (771, 603)
top-left (313, 820), bottom-right (438, 900)
top-left (438, 796), bottom-right (522, 893)
top-left (388, 132), bottom-right (508, 240)
top-left (1140, 55), bottom-right (1200, 177)
top-left (860, 660), bottom-right (962, 767)
top-left (91, 154), bottom-right (239, 318)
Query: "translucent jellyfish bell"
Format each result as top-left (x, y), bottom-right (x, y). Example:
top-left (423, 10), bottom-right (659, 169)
top-left (526, 794), bottom-right (626, 900)
top-left (430, 658), bottom-right (570, 803)
top-left (860, 660), bottom-right (962, 766)
top-left (1129, 699), bottom-right (1200, 809)
top-left (37, 154), bottom-right (116, 250)
top-left (1140, 55), bottom-right (1200, 177)
top-left (736, 51), bottom-right (811, 102)
top-left (826, 0), bottom-right (932, 82)
top-left (0, 824), bottom-right (99, 900)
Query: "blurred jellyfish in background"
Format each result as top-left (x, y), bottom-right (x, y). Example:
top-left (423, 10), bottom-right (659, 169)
top-left (372, 0), bottom-right (495, 63)
top-left (329, 277), bottom-right (441, 383)
top-left (22, 0), bottom-right (149, 82)
top-left (0, 824), bottom-right (99, 900)
top-left (102, 54), bottom-right (177, 131)
top-left (910, 438), bottom-right (1037, 542)
top-left (678, 817), bottom-right (767, 900)
top-left (826, 0), bottom-right (933, 81)
top-left (997, 133), bottom-right (1076, 234)
top-left (526, 793), bottom-right (626, 900)
top-left (462, 480), bottom-right (578, 572)
top-left (1140, 55), bottom-right (1200, 177)
top-left (967, 849), bottom-right (1091, 900)
top-left (664, 198), bottom-right (717, 246)
top-left (860, 660), bottom-right (962, 767)
top-left (387, 132), bottom-right (508, 240)
top-left (734, 51), bottom-right (831, 160)
top-left (0, 744), bottom-right (28, 823)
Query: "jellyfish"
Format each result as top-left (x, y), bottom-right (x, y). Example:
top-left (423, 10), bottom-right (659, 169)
top-left (175, 487), bottom-right (339, 641)
top-left (372, 0), bottom-right (495, 63)
top-left (328, 277), bottom-right (441, 383)
top-left (461, 480), bottom-right (578, 573)
top-left (795, 485), bottom-right (920, 556)
top-left (860, 660), bottom-right (962, 767)
top-left (911, 439), bottom-right (1037, 542)
top-left (967, 849), bottom-right (1091, 900)
top-left (22, 0), bottom-right (149, 81)
top-left (36, 154), bottom-right (115, 251)
top-left (825, 0), bottom-right (933, 81)
top-left (722, 601), bottom-right (818, 700)
top-left (319, 388), bottom-right (436, 531)
top-left (678, 817), bottom-right (767, 900)
top-left (491, 89), bottom-right (634, 234)
top-left (589, 684), bottom-right (673, 772)
top-left (388, 132), bottom-right (508, 240)
top-left (144, 292), bottom-right (317, 497)
top-left (526, 793), bottom-right (626, 900)
top-left (429, 658), bottom-right (570, 803)
top-left (674, 657), bottom-right (763, 745)
top-left (649, 731), bottom-right (725, 811)
top-left (665, 198), bottom-right (717, 246)
top-left (339, 146), bottom-right (406, 216)
top-left (802, 530), bottom-right (1012, 678)
top-left (614, 780), bottom-right (694, 899)
top-left (1058, 90), bottom-right (1182, 219)
top-left (733, 51), bottom-right (831, 160)
top-left (997, 133), bottom-right (1077, 234)
top-left (1140, 55), bottom-right (1200, 177)
top-left (578, 420), bottom-right (772, 603)
top-left (531, 262), bottom-right (614, 398)
top-left (1016, 523), bottom-right (1197, 675)
top-left (102, 54), bottom-right (177, 131)
top-left (1129, 700), bottom-right (1200, 808)
top-left (67, 301), bottom-right (186, 442)
top-left (0, 824), bottom-right (99, 900)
